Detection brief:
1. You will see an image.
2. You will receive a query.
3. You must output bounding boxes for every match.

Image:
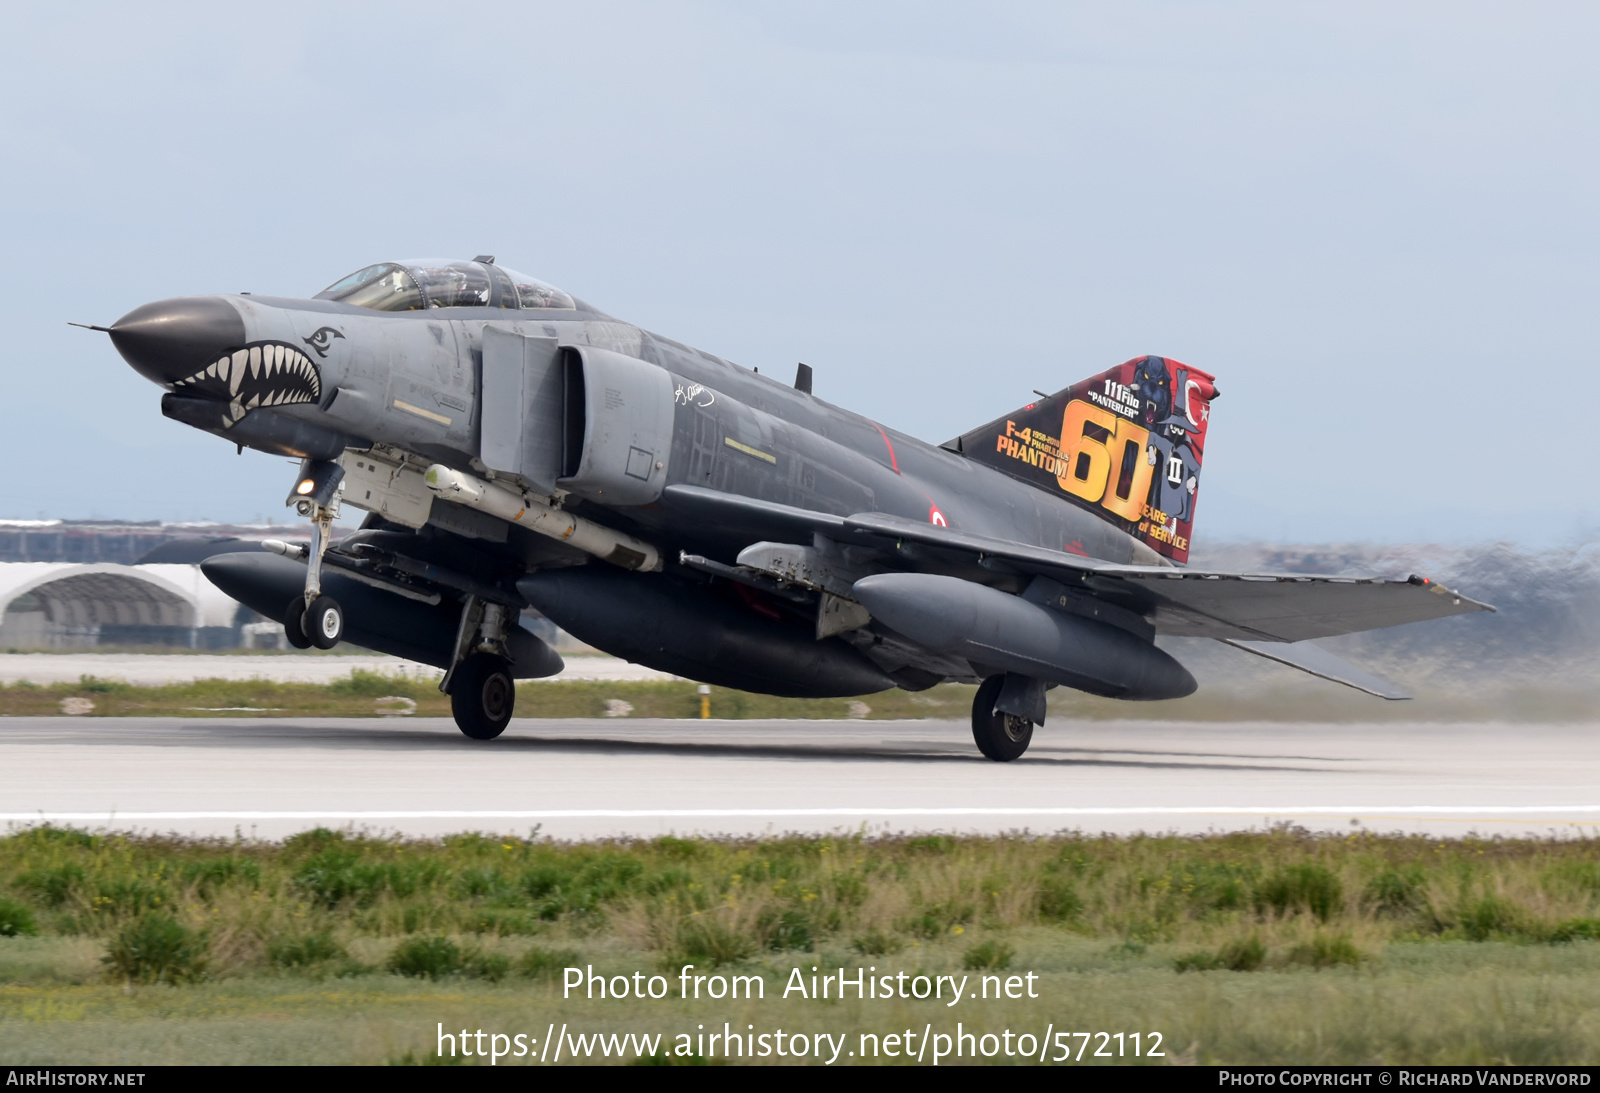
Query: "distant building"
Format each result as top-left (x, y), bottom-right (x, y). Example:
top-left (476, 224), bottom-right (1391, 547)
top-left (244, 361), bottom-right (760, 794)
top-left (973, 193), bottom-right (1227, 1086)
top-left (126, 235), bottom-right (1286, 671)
top-left (0, 519), bottom-right (323, 649)
top-left (0, 519), bottom-right (323, 565)
top-left (0, 519), bottom-right (576, 652)
top-left (0, 563), bottom-right (247, 649)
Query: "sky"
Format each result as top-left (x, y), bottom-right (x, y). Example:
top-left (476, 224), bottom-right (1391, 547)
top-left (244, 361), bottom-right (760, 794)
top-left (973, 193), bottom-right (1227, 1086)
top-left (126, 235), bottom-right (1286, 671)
top-left (0, 2), bottom-right (1593, 546)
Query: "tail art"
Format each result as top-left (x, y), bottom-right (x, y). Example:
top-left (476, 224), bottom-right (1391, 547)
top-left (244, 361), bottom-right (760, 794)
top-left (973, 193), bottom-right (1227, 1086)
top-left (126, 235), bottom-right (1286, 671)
top-left (954, 356), bottom-right (1217, 563)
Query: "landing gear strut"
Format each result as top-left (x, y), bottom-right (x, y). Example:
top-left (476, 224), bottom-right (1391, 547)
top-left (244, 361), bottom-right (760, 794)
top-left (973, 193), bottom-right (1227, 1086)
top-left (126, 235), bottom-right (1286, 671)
top-left (442, 595), bottom-right (517, 740)
top-left (971, 674), bottom-right (1038, 762)
top-left (282, 459), bottom-right (346, 651)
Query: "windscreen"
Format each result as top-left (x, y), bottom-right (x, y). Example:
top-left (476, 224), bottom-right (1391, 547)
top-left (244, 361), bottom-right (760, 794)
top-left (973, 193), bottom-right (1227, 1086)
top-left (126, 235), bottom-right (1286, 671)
top-left (315, 261), bottom-right (577, 311)
top-left (314, 264), bottom-right (424, 311)
top-left (499, 268), bottom-right (576, 310)
top-left (404, 261), bottom-right (492, 308)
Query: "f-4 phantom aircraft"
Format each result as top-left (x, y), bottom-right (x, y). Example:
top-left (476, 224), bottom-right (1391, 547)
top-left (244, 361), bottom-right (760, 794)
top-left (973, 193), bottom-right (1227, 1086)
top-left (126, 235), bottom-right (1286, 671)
top-left (97, 257), bottom-right (1491, 759)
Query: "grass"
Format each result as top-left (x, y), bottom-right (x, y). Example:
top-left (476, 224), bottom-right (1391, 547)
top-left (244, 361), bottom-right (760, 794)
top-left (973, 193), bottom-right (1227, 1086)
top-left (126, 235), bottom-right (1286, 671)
top-left (7, 942), bottom-right (1600, 1064)
top-left (8, 828), bottom-right (1600, 1063)
top-left (0, 672), bottom-right (979, 720)
top-left (2, 664), bottom-right (1599, 722)
top-left (12, 825), bottom-right (1600, 954)
top-left (101, 912), bottom-right (207, 984)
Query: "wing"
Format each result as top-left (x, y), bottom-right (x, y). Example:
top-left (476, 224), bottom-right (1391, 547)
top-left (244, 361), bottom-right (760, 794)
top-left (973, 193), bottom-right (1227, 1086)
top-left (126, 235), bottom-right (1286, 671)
top-left (835, 511), bottom-right (1493, 641)
top-left (661, 485), bottom-right (1494, 644)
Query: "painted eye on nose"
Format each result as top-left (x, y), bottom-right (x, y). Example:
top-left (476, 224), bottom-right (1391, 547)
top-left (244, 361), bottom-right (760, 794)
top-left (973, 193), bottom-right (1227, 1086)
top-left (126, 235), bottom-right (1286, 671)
top-left (302, 326), bottom-right (345, 358)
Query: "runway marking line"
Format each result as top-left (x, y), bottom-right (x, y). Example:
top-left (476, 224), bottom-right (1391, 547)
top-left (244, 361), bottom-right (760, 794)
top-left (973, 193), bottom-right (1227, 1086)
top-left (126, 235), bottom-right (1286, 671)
top-left (5, 806), bottom-right (1600, 822)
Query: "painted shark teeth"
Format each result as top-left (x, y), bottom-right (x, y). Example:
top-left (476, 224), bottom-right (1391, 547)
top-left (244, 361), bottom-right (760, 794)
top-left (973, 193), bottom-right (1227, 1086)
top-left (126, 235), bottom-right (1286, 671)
top-left (171, 341), bottom-right (323, 429)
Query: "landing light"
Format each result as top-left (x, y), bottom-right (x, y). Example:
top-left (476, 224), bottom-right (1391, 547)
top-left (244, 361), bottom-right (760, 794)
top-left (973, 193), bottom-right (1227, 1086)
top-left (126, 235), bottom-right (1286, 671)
top-left (295, 479), bottom-right (317, 496)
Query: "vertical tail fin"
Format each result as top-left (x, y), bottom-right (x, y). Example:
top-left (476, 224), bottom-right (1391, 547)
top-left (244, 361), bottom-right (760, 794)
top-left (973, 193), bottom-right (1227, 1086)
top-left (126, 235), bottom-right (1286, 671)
top-left (953, 355), bottom-right (1217, 563)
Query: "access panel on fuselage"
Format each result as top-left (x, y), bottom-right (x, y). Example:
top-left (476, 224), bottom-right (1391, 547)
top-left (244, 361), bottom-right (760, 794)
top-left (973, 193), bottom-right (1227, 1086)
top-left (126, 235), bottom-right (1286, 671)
top-left (479, 325), bottom-right (563, 495)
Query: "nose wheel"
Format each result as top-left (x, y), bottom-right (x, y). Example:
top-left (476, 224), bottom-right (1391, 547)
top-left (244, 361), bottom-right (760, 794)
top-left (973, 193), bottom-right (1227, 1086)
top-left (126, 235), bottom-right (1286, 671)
top-left (303, 595), bottom-right (344, 649)
top-left (449, 652), bottom-right (516, 740)
top-left (282, 593), bottom-right (343, 650)
top-left (282, 598), bottom-right (313, 650)
top-left (971, 674), bottom-right (1035, 762)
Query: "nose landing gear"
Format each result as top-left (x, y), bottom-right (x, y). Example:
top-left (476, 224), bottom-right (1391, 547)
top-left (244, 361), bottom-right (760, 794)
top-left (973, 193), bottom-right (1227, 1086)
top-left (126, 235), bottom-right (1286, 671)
top-left (277, 458), bottom-right (347, 651)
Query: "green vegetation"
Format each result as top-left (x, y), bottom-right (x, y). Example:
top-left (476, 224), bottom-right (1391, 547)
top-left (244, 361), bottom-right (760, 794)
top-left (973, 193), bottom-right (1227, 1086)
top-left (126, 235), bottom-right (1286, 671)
top-left (1174, 934), bottom-right (1267, 972)
top-left (3, 666), bottom-right (1598, 721)
top-left (0, 896), bottom-right (38, 937)
top-left (100, 912), bottom-right (207, 984)
top-left (962, 939), bottom-right (1015, 970)
top-left (386, 935), bottom-right (509, 982)
top-left (7, 827), bottom-right (1600, 1063)
top-left (10, 826), bottom-right (1600, 960)
top-left (0, 671), bottom-right (973, 719)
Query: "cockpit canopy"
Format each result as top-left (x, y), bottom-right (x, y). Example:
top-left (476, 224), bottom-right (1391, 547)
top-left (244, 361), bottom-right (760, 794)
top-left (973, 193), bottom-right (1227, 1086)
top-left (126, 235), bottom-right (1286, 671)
top-left (314, 259), bottom-right (576, 312)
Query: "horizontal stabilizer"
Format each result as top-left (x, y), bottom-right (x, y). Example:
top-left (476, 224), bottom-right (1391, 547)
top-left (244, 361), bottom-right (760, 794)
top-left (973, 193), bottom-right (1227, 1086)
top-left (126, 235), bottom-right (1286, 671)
top-left (1222, 638), bottom-right (1410, 700)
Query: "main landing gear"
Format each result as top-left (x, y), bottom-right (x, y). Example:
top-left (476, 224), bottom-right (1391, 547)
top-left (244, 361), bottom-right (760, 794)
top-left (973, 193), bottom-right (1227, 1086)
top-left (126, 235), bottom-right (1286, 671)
top-left (442, 596), bottom-right (517, 741)
top-left (970, 673), bottom-right (1046, 762)
top-left (449, 651), bottom-right (516, 740)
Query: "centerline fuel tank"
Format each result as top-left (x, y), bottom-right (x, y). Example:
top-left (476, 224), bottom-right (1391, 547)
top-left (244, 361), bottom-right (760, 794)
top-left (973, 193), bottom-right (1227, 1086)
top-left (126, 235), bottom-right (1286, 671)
top-left (516, 567), bottom-right (894, 698)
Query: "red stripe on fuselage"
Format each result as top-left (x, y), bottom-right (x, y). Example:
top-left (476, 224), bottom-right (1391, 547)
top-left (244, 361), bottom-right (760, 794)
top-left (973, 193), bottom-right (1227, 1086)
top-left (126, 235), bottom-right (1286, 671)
top-left (872, 423), bottom-right (901, 474)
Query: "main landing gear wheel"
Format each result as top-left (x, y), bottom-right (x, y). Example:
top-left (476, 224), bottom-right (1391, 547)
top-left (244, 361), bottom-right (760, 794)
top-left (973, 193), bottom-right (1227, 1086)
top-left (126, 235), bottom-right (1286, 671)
top-left (304, 594), bottom-right (344, 650)
top-left (282, 598), bottom-right (313, 650)
top-left (971, 674), bottom-right (1034, 762)
top-left (450, 653), bottom-right (515, 740)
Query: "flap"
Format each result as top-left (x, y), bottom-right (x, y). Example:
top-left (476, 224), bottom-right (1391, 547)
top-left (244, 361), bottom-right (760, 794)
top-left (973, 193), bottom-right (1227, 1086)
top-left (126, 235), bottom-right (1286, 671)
top-left (1222, 638), bottom-right (1410, 699)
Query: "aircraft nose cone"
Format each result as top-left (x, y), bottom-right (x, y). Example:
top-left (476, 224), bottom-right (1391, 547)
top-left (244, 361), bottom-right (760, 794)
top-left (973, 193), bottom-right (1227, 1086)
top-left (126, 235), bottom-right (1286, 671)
top-left (109, 296), bottom-right (247, 387)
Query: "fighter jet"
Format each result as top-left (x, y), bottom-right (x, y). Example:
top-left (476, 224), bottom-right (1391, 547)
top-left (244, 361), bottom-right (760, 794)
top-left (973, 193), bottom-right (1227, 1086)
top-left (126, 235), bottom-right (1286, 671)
top-left (95, 257), bottom-right (1491, 759)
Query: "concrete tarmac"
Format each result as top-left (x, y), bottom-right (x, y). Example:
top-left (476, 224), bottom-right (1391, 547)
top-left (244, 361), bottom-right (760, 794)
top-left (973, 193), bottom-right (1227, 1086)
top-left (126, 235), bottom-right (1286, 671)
top-left (2, 716), bottom-right (1598, 841)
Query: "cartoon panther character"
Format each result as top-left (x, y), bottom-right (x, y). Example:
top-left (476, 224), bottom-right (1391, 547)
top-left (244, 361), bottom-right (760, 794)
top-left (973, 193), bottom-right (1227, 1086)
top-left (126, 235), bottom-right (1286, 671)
top-left (1131, 355), bottom-right (1173, 427)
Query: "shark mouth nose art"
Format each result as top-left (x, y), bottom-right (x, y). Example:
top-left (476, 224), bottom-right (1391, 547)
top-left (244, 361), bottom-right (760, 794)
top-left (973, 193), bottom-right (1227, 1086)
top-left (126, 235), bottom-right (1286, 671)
top-left (170, 342), bottom-right (323, 426)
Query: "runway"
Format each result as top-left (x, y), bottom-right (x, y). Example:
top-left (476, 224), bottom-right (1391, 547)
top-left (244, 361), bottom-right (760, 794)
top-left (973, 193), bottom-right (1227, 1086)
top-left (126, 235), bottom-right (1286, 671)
top-left (2, 716), bottom-right (1598, 840)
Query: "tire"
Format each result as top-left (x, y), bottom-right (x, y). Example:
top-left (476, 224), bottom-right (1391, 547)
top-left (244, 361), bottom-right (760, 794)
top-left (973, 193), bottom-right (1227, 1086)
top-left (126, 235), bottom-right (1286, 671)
top-left (971, 674), bottom-right (1034, 762)
top-left (450, 653), bottom-right (515, 740)
top-left (283, 597), bottom-right (313, 649)
top-left (304, 594), bottom-right (344, 650)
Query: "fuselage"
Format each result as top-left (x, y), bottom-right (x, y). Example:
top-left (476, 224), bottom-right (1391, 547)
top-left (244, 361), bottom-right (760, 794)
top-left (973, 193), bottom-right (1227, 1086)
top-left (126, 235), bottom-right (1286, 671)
top-left (113, 285), bottom-right (1160, 572)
